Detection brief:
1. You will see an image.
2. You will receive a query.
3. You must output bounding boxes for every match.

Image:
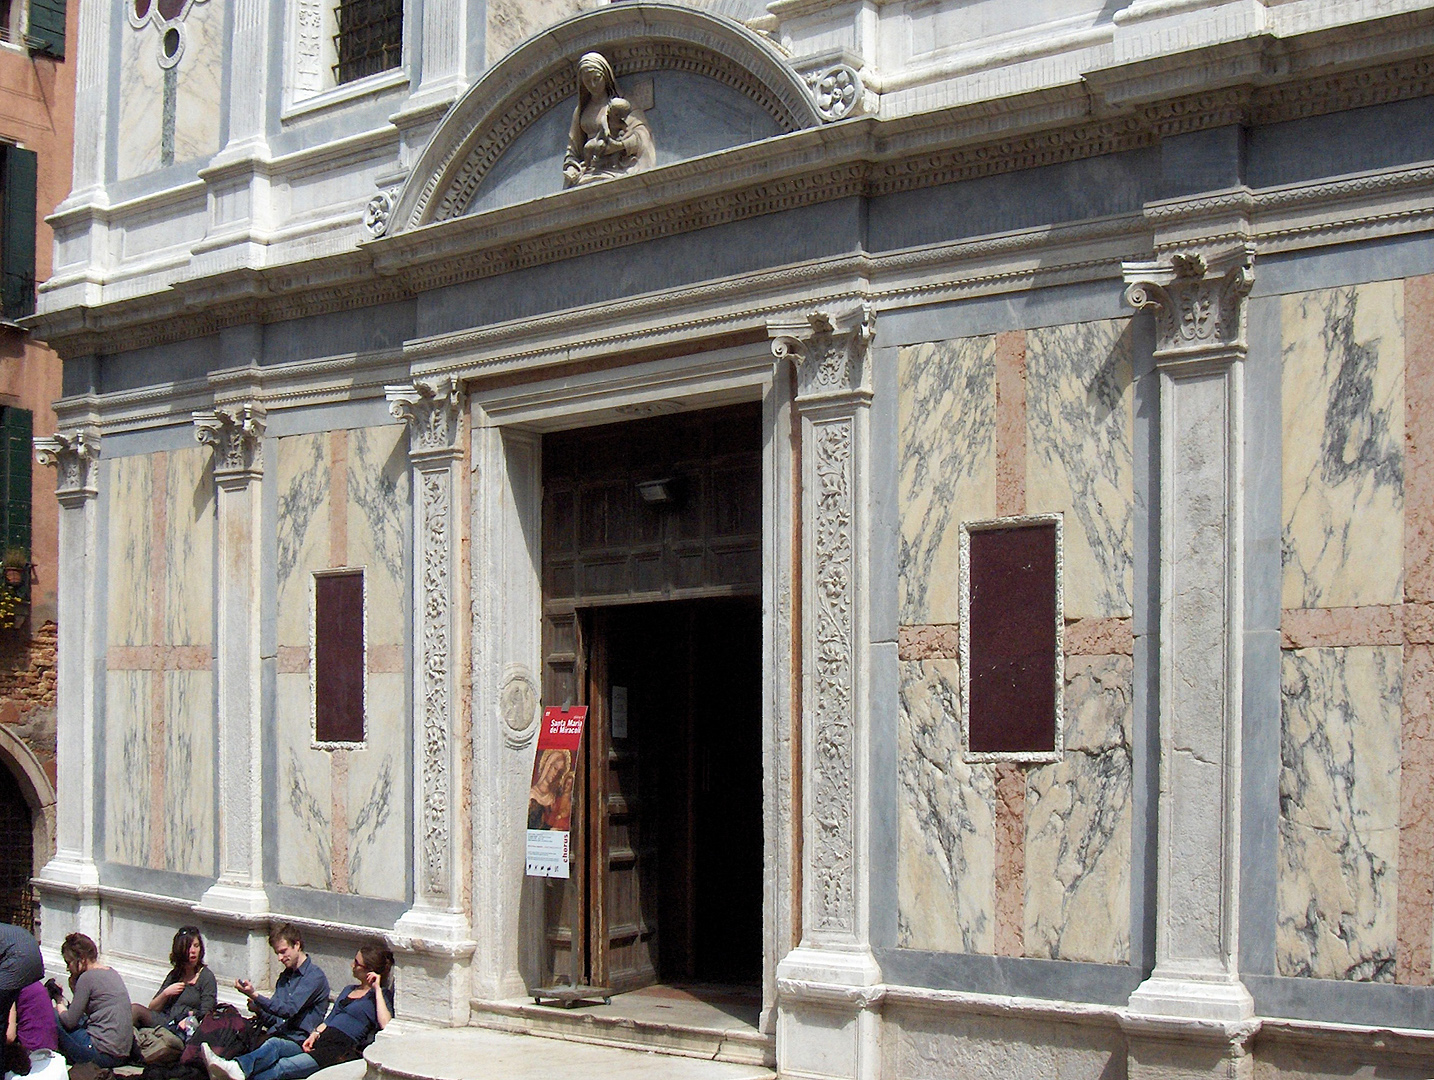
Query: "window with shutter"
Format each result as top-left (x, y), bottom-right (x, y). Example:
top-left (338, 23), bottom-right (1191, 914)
top-left (0, 407), bottom-right (30, 608)
top-left (0, 145), bottom-right (36, 322)
top-left (24, 0), bottom-right (61, 57)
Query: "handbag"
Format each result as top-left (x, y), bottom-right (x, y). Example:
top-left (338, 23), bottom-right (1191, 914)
top-left (306, 1027), bottom-right (359, 1070)
top-left (135, 1025), bottom-right (184, 1065)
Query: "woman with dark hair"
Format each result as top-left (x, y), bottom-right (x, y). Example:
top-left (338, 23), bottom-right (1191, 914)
top-left (132, 925), bottom-right (217, 1031)
top-left (53, 933), bottom-right (132, 1067)
top-left (204, 941), bottom-right (394, 1080)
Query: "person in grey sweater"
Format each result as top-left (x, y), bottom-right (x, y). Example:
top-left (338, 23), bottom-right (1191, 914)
top-left (53, 933), bottom-right (133, 1067)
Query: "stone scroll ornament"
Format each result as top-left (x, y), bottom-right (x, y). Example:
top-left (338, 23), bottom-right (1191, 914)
top-left (35, 430), bottom-right (100, 497)
top-left (193, 404), bottom-right (266, 477)
top-left (563, 52), bottom-right (657, 188)
top-left (129, 0), bottom-right (208, 68)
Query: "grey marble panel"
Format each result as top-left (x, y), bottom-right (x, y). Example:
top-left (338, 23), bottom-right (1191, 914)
top-left (878, 948), bottom-right (1143, 1005)
top-left (1278, 646), bottom-right (1401, 982)
top-left (1246, 973), bottom-right (1434, 1029)
top-left (897, 659), bottom-right (996, 954)
top-left (265, 400), bottom-right (398, 438)
top-left (1158, 125), bottom-right (1243, 198)
top-left (98, 336), bottom-right (221, 395)
top-left (265, 883), bottom-right (408, 928)
top-left (1254, 234), bottom-right (1434, 299)
top-left (102, 424), bottom-right (202, 458)
top-left (880, 280), bottom-right (1132, 348)
top-left (1247, 96), bottom-right (1434, 189)
top-left (870, 640), bottom-right (900, 952)
top-left (96, 861), bottom-right (213, 899)
top-left (897, 336), bottom-right (995, 625)
top-left (261, 301), bottom-right (417, 365)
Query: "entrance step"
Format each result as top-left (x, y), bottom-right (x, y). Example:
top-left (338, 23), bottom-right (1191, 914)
top-left (469, 985), bottom-right (775, 1067)
top-left (367, 1026), bottom-right (775, 1080)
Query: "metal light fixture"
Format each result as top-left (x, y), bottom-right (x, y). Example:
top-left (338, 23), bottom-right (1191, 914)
top-left (636, 477), bottom-right (678, 505)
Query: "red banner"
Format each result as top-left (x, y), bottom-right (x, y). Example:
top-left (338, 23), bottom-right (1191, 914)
top-left (526, 706), bottom-right (587, 877)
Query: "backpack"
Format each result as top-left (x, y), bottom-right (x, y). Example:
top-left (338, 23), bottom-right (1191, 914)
top-left (178, 1005), bottom-right (263, 1069)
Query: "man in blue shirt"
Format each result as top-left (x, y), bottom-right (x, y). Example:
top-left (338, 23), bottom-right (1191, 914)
top-left (231, 924), bottom-right (329, 1070)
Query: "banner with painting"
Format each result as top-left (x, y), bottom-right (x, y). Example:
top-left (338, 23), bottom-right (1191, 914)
top-left (525, 705), bottom-right (587, 878)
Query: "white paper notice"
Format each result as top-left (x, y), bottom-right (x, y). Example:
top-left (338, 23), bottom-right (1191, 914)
top-left (526, 829), bottom-right (570, 878)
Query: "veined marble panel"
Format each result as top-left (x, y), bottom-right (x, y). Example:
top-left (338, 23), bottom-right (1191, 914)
top-left (277, 671), bottom-right (332, 891)
top-left (485, 0), bottom-right (585, 67)
top-left (346, 425), bottom-right (407, 642)
top-left (344, 717), bottom-right (402, 901)
top-left (104, 670), bottom-right (151, 867)
top-left (117, 25), bottom-right (163, 180)
top-left (1025, 319), bottom-right (1134, 620)
top-left (275, 433), bottom-right (328, 648)
top-left (107, 456), bottom-right (153, 648)
top-left (1024, 655), bottom-right (1132, 963)
top-left (165, 446), bottom-right (213, 647)
top-left (174, 0), bottom-right (224, 165)
top-left (163, 670), bottom-right (214, 876)
top-left (899, 338), bottom-right (997, 625)
top-left (1282, 282), bottom-right (1405, 610)
top-left (898, 658), bottom-right (996, 953)
top-left (1278, 646), bottom-right (1401, 981)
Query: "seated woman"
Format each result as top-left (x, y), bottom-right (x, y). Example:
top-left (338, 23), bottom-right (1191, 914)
top-left (53, 933), bottom-right (133, 1067)
top-left (132, 925), bottom-right (217, 1034)
top-left (204, 942), bottom-right (393, 1080)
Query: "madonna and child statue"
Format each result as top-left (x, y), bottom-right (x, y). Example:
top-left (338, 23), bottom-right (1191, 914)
top-left (563, 52), bottom-right (657, 188)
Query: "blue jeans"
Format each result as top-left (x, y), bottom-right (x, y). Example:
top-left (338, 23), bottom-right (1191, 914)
top-left (56, 1023), bottom-right (126, 1068)
top-left (237, 1036), bottom-right (318, 1080)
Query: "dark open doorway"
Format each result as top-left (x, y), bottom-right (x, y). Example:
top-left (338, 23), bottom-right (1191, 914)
top-left (589, 597), bottom-right (763, 989)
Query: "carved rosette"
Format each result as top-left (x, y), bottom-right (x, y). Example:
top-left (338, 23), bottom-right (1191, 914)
top-left (1123, 247), bottom-right (1255, 364)
top-left (807, 63), bottom-right (866, 122)
top-left (809, 417), bottom-right (855, 932)
top-left (193, 403), bottom-right (266, 480)
top-left (770, 305), bottom-right (874, 401)
top-left (365, 188), bottom-right (398, 238)
top-left (35, 430), bottom-right (100, 500)
top-left (387, 378), bottom-right (464, 902)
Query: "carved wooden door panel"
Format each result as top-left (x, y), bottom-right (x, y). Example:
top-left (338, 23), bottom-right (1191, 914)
top-left (541, 613), bottom-right (588, 985)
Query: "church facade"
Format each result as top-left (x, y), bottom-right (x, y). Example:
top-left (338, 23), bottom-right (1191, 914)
top-left (26, 0), bottom-right (1434, 1077)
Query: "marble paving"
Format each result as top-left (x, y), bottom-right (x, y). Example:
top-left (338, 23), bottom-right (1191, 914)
top-left (1023, 655), bottom-right (1132, 964)
top-left (1278, 646), bottom-right (1401, 981)
top-left (1025, 319), bottom-right (1135, 619)
top-left (898, 337), bottom-right (996, 625)
top-left (897, 658), bottom-right (996, 953)
top-left (1282, 282), bottom-right (1405, 610)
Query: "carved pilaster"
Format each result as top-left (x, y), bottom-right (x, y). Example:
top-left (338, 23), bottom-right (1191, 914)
top-left (770, 305), bottom-right (879, 1080)
top-left (193, 402), bottom-right (269, 916)
top-left (34, 427), bottom-right (102, 924)
top-left (388, 378), bottom-right (471, 955)
top-left (1123, 248), bottom-right (1255, 1042)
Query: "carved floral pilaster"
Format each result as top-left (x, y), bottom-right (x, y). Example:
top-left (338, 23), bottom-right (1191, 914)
top-left (35, 429), bottom-right (100, 503)
top-left (193, 403), bottom-right (266, 481)
top-left (769, 306), bottom-right (872, 940)
top-left (387, 378), bottom-right (465, 909)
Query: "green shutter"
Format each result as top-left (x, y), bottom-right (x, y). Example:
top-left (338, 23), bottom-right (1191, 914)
top-left (0, 408), bottom-right (30, 562)
top-left (25, 0), bottom-right (64, 58)
top-left (0, 145), bottom-right (35, 321)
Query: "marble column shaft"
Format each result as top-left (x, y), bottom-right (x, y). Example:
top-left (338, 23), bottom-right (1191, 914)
top-left (194, 405), bottom-right (268, 914)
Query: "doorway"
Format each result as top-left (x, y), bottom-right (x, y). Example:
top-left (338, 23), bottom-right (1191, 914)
top-left (581, 598), bottom-right (763, 992)
top-left (537, 403), bottom-right (765, 996)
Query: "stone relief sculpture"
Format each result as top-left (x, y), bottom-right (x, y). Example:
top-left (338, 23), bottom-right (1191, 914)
top-left (563, 52), bottom-right (657, 188)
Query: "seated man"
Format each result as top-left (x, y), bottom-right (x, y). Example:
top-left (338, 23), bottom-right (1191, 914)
top-left (230, 925), bottom-right (329, 1072)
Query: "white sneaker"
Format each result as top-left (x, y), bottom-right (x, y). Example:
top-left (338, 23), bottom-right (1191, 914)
top-left (201, 1043), bottom-right (245, 1080)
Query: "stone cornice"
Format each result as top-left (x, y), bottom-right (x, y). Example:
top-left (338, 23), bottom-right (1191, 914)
top-left (25, 37), bottom-right (1434, 360)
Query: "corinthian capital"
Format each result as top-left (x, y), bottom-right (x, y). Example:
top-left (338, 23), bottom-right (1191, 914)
top-left (193, 402), bottom-right (266, 478)
top-left (386, 376), bottom-right (463, 458)
top-left (1123, 247), bottom-right (1254, 365)
top-left (769, 304), bottom-right (874, 401)
top-left (35, 429), bottom-right (100, 498)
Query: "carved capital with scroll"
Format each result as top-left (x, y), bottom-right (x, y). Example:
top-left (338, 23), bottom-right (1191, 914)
top-left (193, 403), bottom-right (266, 480)
top-left (386, 377), bottom-right (463, 460)
top-left (1123, 247), bottom-right (1254, 368)
top-left (769, 304), bottom-right (874, 402)
top-left (35, 429), bottom-right (100, 500)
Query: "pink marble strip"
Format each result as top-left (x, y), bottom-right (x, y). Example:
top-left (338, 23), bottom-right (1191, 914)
top-left (994, 330), bottom-right (1027, 518)
top-left (993, 762), bottom-right (1026, 957)
top-left (1063, 616), bottom-right (1133, 656)
top-left (1400, 273), bottom-right (1434, 984)
top-left (107, 644), bottom-right (213, 670)
top-left (1279, 604), bottom-right (1434, 648)
top-left (897, 624), bottom-right (959, 660)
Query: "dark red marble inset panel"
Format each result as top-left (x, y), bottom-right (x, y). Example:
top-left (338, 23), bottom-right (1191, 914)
top-left (968, 523), bottom-right (1057, 755)
top-left (315, 571), bottom-right (365, 744)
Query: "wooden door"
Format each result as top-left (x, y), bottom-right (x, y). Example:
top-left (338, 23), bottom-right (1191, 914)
top-left (586, 610), bottom-right (657, 992)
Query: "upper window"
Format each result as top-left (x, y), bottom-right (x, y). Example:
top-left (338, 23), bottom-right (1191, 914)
top-left (334, 0), bottom-right (400, 84)
top-left (960, 515), bottom-right (1063, 762)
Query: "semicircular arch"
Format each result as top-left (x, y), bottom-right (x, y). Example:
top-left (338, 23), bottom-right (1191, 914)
top-left (392, 2), bottom-right (821, 232)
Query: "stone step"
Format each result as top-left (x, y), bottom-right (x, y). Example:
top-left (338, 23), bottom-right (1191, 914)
top-left (468, 995), bottom-right (776, 1067)
top-left (366, 1025), bottom-right (776, 1080)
